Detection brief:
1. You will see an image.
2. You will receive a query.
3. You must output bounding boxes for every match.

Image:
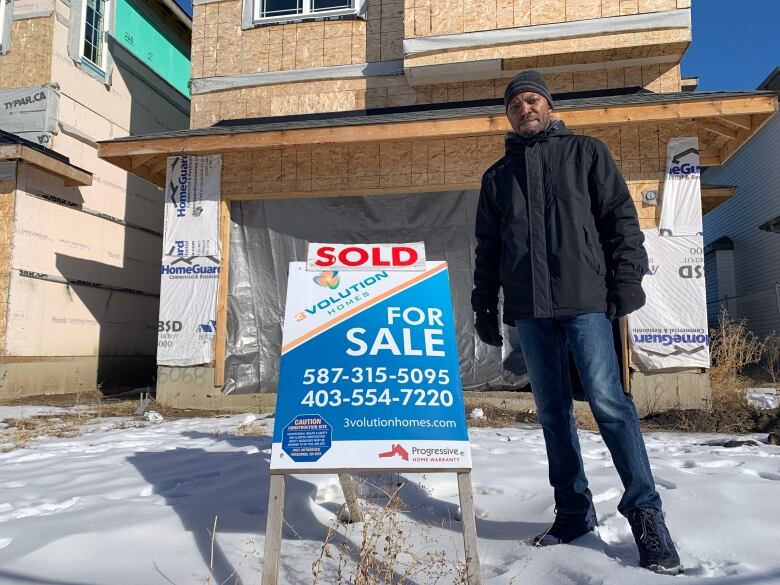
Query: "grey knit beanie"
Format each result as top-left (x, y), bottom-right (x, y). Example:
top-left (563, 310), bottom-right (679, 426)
top-left (504, 70), bottom-right (554, 110)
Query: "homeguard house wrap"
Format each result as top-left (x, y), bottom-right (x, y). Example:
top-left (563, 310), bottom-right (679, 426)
top-left (98, 0), bottom-right (778, 414)
top-left (0, 0), bottom-right (191, 399)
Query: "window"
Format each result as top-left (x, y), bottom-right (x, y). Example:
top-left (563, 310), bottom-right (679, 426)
top-left (255, 0), bottom-right (355, 24)
top-left (81, 0), bottom-right (110, 70)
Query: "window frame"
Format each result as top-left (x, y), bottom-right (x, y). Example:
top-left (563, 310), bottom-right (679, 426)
top-left (80, 0), bottom-right (112, 72)
top-left (0, 0), bottom-right (9, 55)
top-left (253, 0), bottom-right (356, 26)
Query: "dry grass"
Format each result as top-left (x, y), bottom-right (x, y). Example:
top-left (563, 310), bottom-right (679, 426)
top-left (762, 331), bottom-right (780, 384)
top-left (311, 477), bottom-right (468, 585)
top-left (0, 407), bottom-right (150, 452)
top-left (643, 311), bottom-right (772, 434)
top-left (464, 401), bottom-right (537, 428)
top-left (709, 310), bottom-right (763, 417)
top-left (1, 415), bottom-right (82, 450)
top-left (0, 389), bottom-right (179, 452)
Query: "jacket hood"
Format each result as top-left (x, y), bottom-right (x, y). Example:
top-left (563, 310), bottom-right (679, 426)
top-left (504, 120), bottom-right (573, 154)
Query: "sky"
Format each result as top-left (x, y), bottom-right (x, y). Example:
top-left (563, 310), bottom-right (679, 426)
top-left (681, 0), bottom-right (780, 91)
top-left (173, 0), bottom-right (193, 18)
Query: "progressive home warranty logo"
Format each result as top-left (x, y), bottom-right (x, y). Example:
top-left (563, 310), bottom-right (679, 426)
top-left (378, 444), bottom-right (409, 461)
top-left (294, 271), bottom-right (389, 321)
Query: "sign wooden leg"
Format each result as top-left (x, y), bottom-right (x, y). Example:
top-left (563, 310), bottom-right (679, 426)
top-left (338, 473), bottom-right (364, 523)
top-left (261, 474), bottom-right (286, 585)
top-left (457, 472), bottom-right (482, 585)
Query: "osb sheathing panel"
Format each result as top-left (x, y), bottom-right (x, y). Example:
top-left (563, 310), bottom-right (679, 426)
top-left (191, 64), bottom-right (680, 127)
top-left (11, 189), bottom-right (162, 294)
top-left (0, 17), bottom-right (55, 89)
top-left (404, 28), bottom-right (690, 67)
top-left (191, 0), bottom-right (403, 79)
top-left (0, 162), bottom-right (17, 355)
top-left (220, 119), bottom-right (697, 230)
top-left (500, 43), bottom-right (687, 76)
top-left (406, 0), bottom-right (686, 38)
top-left (4, 271), bottom-right (159, 357)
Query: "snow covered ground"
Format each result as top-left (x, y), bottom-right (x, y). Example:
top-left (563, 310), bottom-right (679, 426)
top-left (1, 407), bottom-right (779, 585)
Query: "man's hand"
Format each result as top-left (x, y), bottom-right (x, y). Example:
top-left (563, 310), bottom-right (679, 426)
top-left (475, 307), bottom-right (503, 346)
top-left (606, 282), bottom-right (646, 321)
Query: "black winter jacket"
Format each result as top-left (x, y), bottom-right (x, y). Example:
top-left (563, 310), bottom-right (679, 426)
top-left (472, 121), bottom-right (648, 324)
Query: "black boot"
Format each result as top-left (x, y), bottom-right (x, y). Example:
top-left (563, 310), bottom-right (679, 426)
top-left (534, 505), bottom-right (597, 546)
top-left (626, 508), bottom-right (684, 575)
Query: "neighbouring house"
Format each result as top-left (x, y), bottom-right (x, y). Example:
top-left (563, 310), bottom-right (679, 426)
top-left (98, 0), bottom-right (777, 414)
top-left (0, 0), bottom-right (192, 399)
top-left (702, 67), bottom-right (780, 338)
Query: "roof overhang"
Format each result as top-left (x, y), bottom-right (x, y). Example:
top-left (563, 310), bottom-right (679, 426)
top-left (158, 0), bottom-right (192, 31)
top-left (701, 184), bottom-right (737, 214)
top-left (0, 143), bottom-right (92, 187)
top-left (99, 91), bottom-right (777, 190)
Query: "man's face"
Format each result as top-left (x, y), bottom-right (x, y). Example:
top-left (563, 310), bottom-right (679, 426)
top-left (506, 91), bottom-right (552, 137)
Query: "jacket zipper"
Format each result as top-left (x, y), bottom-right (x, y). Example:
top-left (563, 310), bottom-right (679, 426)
top-left (543, 149), bottom-right (553, 316)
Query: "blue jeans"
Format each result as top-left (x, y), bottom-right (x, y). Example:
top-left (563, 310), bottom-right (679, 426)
top-left (515, 313), bottom-right (662, 516)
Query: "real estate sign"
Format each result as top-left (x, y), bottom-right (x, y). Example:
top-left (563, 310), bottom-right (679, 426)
top-left (270, 256), bottom-right (471, 471)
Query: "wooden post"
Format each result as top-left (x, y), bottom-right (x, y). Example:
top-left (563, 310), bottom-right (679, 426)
top-left (214, 198), bottom-right (231, 387)
top-left (619, 316), bottom-right (631, 394)
top-left (261, 474), bottom-right (285, 585)
top-left (457, 472), bottom-right (482, 585)
top-left (338, 474), bottom-right (364, 523)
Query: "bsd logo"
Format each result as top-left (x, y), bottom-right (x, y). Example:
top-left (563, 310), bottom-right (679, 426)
top-left (679, 265), bottom-right (703, 279)
top-left (158, 320), bottom-right (183, 332)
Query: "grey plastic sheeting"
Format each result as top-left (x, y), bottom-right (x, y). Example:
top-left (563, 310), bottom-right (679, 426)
top-left (222, 190), bottom-right (528, 395)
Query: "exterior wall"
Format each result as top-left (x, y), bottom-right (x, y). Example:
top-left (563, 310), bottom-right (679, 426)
top-left (403, 30), bottom-right (689, 68)
top-left (191, 64), bottom-right (681, 126)
top-left (191, 0), bottom-right (396, 77)
top-left (114, 0), bottom-right (191, 97)
top-left (0, 0), bottom-right (192, 396)
top-left (0, 356), bottom-right (156, 398)
top-left (631, 370), bottom-right (709, 417)
top-left (4, 161), bottom-right (160, 358)
top-left (190, 0), bottom-right (689, 77)
top-left (704, 248), bottom-right (737, 328)
top-left (220, 119), bottom-right (696, 232)
top-left (703, 112), bottom-right (780, 338)
top-left (189, 0), bottom-right (687, 127)
top-left (405, 0), bottom-right (691, 38)
top-left (0, 16), bottom-right (54, 89)
top-left (0, 161), bottom-right (17, 356)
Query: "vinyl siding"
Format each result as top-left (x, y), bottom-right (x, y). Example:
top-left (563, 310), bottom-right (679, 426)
top-left (703, 112), bottom-right (780, 337)
top-left (705, 252), bottom-right (719, 328)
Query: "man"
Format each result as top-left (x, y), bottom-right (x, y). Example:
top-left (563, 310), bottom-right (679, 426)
top-left (471, 70), bottom-right (683, 575)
